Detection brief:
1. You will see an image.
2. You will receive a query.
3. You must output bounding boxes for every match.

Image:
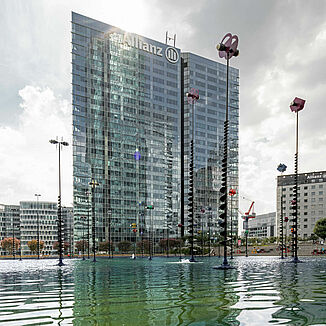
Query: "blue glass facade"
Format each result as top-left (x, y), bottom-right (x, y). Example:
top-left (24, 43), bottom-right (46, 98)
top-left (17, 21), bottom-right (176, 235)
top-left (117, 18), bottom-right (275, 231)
top-left (72, 12), bottom-right (239, 250)
top-left (72, 13), bottom-right (181, 248)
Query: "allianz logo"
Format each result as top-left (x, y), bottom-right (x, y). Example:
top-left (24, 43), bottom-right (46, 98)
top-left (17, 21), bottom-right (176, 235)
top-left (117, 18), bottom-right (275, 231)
top-left (122, 33), bottom-right (179, 64)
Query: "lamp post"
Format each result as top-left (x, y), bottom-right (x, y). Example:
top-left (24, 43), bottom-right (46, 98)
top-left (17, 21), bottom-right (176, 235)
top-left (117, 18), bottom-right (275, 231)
top-left (89, 179), bottom-right (99, 262)
top-left (214, 33), bottom-right (239, 270)
top-left (229, 189), bottom-right (236, 259)
top-left (178, 223), bottom-right (183, 260)
top-left (186, 89), bottom-right (199, 262)
top-left (12, 218), bottom-right (15, 260)
top-left (49, 138), bottom-right (69, 267)
top-left (289, 97), bottom-right (305, 262)
top-left (277, 163), bottom-right (287, 259)
top-left (108, 210), bottom-right (112, 259)
top-left (284, 216), bottom-right (289, 257)
top-left (81, 216), bottom-right (86, 260)
top-left (146, 205), bottom-right (154, 260)
top-left (85, 191), bottom-right (90, 259)
top-left (17, 225), bottom-right (22, 261)
top-left (35, 194), bottom-right (41, 259)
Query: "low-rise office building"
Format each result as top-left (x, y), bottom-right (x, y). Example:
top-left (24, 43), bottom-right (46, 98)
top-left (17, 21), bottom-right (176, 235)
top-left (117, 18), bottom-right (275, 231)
top-left (277, 170), bottom-right (326, 239)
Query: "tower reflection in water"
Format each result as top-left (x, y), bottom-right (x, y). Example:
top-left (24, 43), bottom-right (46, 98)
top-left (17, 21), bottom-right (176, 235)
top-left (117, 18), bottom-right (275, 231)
top-left (72, 258), bottom-right (241, 325)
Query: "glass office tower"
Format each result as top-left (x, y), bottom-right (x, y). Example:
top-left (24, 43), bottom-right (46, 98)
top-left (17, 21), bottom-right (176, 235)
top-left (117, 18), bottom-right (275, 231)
top-left (72, 12), bottom-right (239, 250)
top-left (182, 53), bottom-right (239, 239)
top-left (72, 12), bottom-right (181, 247)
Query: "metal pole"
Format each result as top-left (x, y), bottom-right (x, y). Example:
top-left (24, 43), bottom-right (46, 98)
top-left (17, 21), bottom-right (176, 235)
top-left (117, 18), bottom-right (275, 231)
top-left (149, 209), bottom-right (152, 260)
top-left (285, 220), bottom-right (288, 257)
top-left (87, 192), bottom-right (90, 259)
top-left (82, 217), bottom-right (85, 260)
top-left (245, 216), bottom-right (248, 257)
top-left (12, 220), bottom-right (15, 260)
top-left (280, 186), bottom-right (284, 259)
top-left (108, 211), bottom-right (111, 259)
top-left (208, 211), bottom-right (211, 257)
top-left (222, 55), bottom-right (230, 266)
top-left (35, 194), bottom-right (41, 259)
top-left (190, 100), bottom-right (195, 262)
top-left (58, 143), bottom-right (64, 266)
top-left (293, 111), bottom-right (299, 262)
top-left (91, 183), bottom-right (96, 262)
top-left (230, 194), bottom-right (233, 259)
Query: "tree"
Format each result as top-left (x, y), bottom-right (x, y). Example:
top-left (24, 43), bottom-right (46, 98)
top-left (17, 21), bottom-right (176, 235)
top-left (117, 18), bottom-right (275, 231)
top-left (137, 240), bottom-right (150, 253)
top-left (75, 240), bottom-right (88, 252)
top-left (53, 241), bottom-right (70, 254)
top-left (27, 239), bottom-right (44, 253)
top-left (117, 240), bottom-right (132, 253)
top-left (1, 237), bottom-right (20, 253)
top-left (99, 241), bottom-right (113, 252)
top-left (314, 218), bottom-right (326, 240)
top-left (159, 238), bottom-right (182, 250)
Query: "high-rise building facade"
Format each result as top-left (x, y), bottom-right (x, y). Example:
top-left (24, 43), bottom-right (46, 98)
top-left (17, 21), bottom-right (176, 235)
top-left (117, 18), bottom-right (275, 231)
top-left (72, 12), bottom-right (239, 248)
top-left (277, 170), bottom-right (326, 239)
top-left (72, 12), bottom-right (181, 247)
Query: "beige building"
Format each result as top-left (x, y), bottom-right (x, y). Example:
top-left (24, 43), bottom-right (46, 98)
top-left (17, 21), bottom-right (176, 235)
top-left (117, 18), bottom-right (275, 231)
top-left (277, 170), bottom-right (326, 239)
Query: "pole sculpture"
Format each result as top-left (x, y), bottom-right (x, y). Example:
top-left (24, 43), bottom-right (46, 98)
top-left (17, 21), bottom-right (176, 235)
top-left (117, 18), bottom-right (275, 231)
top-left (290, 97), bottom-right (305, 262)
top-left (186, 89), bottom-right (199, 262)
top-left (89, 179), bottom-right (99, 262)
top-left (229, 188), bottom-right (236, 259)
top-left (277, 163), bottom-right (287, 259)
top-left (214, 33), bottom-right (239, 270)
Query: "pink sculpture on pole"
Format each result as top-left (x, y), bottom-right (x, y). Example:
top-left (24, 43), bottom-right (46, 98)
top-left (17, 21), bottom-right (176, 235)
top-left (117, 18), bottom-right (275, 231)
top-left (186, 88), bottom-right (199, 104)
top-left (216, 33), bottom-right (239, 59)
top-left (290, 97), bottom-right (306, 112)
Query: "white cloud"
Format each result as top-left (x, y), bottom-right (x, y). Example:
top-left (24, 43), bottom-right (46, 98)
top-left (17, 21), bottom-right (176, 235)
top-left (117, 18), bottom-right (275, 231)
top-left (0, 86), bottom-right (72, 206)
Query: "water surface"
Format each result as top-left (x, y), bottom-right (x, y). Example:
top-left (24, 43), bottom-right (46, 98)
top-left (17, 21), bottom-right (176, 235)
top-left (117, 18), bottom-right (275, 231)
top-left (0, 256), bottom-right (326, 325)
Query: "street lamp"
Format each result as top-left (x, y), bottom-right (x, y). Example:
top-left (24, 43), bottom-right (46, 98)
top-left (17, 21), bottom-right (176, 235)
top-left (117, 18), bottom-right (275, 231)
top-left (277, 163), bottom-right (287, 259)
top-left (49, 138), bottom-right (69, 267)
top-left (89, 179), bottom-right (99, 262)
top-left (186, 89), bottom-right (199, 262)
top-left (12, 217), bottom-right (15, 260)
top-left (214, 33), bottom-right (239, 270)
top-left (289, 97), bottom-right (306, 262)
top-left (284, 216), bottom-right (289, 257)
top-left (35, 194), bottom-right (41, 259)
top-left (81, 216), bottom-right (86, 260)
top-left (85, 191), bottom-right (90, 259)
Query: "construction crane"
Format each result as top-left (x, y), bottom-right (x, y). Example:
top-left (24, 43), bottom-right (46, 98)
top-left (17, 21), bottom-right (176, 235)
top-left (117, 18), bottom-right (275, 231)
top-left (241, 197), bottom-right (256, 257)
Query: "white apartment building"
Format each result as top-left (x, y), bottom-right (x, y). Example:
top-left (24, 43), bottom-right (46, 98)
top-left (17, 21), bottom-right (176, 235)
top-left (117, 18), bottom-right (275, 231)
top-left (20, 201), bottom-right (58, 256)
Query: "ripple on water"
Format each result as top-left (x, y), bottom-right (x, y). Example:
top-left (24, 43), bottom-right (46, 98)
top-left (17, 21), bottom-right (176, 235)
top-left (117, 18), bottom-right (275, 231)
top-left (0, 257), bottom-right (326, 325)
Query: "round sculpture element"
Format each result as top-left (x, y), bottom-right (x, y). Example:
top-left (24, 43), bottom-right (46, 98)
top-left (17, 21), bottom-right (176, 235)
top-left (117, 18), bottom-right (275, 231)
top-left (217, 33), bottom-right (239, 59)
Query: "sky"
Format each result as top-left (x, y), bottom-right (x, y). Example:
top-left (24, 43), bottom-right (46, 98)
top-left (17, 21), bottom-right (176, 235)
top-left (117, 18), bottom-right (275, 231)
top-left (0, 0), bottom-right (326, 215)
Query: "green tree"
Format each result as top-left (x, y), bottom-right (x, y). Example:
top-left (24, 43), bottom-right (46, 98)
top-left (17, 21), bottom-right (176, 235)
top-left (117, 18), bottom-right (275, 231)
top-left (99, 241), bottom-right (113, 252)
top-left (314, 218), bottom-right (326, 240)
top-left (1, 237), bottom-right (20, 253)
top-left (136, 240), bottom-right (150, 253)
top-left (27, 239), bottom-right (44, 253)
top-left (75, 240), bottom-right (88, 252)
top-left (53, 241), bottom-right (70, 254)
top-left (117, 240), bottom-right (132, 253)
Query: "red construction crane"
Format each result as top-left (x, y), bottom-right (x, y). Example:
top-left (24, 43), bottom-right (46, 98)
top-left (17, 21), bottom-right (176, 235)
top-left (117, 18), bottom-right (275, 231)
top-left (241, 196), bottom-right (256, 219)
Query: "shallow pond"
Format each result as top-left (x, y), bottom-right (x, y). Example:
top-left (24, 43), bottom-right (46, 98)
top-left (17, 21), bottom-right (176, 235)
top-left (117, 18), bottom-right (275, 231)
top-left (0, 256), bottom-right (326, 325)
